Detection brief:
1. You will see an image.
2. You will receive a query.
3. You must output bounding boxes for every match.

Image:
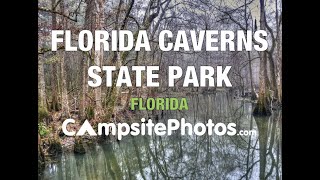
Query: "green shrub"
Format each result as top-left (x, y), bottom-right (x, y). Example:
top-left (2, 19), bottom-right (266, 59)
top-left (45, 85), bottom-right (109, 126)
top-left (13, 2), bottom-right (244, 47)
top-left (38, 123), bottom-right (50, 137)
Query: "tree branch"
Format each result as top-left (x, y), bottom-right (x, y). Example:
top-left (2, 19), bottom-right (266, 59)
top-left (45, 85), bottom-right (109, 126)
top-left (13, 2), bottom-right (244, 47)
top-left (53, 0), bottom-right (63, 10)
top-left (38, 7), bottom-right (78, 22)
top-left (128, 15), bottom-right (140, 29)
top-left (121, 0), bottom-right (135, 30)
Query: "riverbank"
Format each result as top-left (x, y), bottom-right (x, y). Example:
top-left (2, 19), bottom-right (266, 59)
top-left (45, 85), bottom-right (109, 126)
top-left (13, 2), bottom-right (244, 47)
top-left (38, 106), bottom-right (138, 174)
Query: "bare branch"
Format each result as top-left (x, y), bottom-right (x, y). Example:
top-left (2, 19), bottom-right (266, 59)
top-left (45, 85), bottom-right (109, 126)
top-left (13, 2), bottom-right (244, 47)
top-left (121, 0), bottom-right (135, 30)
top-left (38, 7), bottom-right (78, 22)
top-left (128, 15), bottom-right (140, 29)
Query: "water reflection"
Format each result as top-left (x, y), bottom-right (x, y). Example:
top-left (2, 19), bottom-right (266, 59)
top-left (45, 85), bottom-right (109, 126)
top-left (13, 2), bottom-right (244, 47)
top-left (40, 93), bottom-right (282, 180)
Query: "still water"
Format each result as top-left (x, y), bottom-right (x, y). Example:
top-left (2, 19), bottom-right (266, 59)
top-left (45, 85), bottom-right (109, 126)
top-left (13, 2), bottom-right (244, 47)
top-left (40, 93), bottom-right (282, 180)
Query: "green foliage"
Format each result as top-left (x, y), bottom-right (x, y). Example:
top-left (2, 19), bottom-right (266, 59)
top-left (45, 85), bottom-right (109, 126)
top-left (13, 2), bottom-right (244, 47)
top-left (38, 123), bottom-right (51, 137)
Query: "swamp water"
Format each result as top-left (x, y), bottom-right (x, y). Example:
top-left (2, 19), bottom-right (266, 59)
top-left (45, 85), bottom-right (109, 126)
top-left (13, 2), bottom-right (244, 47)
top-left (40, 93), bottom-right (282, 180)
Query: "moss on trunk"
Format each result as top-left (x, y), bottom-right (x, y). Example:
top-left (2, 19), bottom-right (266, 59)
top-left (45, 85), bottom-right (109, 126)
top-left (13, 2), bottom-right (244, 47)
top-left (105, 86), bottom-right (118, 121)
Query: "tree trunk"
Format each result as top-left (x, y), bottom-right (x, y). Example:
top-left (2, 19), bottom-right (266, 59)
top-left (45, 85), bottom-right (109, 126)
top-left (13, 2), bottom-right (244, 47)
top-left (81, 0), bottom-right (94, 120)
top-left (60, 0), bottom-right (70, 118)
top-left (275, 0), bottom-right (282, 103)
top-left (80, 53), bottom-right (87, 119)
top-left (38, 54), bottom-right (47, 110)
top-left (244, 0), bottom-right (256, 100)
top-left (105, 0), bottom-right (123, 121)
top-left (94, 46), bottom-right (103, 118)
top-left (50, 0), bottom-right (59, 111)
top-left (267, 52), bottom-right (278, 100)
top-left (84, 0), bottom-right (105, 119)
top-left (105, 59), bottom-right (121, 121)
top-left (253, 0), bottom-right (271, 116)
top-left (276, 40), bottom-right (282, 103)
top-left (59, 53), bottom-right (70, 118)
top-left (248, 52), bottom-right (257, 100)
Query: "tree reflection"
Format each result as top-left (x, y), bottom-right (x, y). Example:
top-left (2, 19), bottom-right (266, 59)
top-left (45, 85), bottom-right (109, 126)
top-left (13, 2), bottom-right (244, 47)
top-left (41, 93), bottom-right (281, 180)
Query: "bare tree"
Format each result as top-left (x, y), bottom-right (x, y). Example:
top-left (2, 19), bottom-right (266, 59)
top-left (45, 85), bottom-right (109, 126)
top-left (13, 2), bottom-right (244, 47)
top-left (38, 54), bottom-right (47, 111)
top-left (253, 0), bottom-right (271, 116)
top-left (50, 0), bottom-right (60, 112)
top-left (84, 0), bottom-right (105, 119)
top-left (59, 0), bottom-right (71, 118)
